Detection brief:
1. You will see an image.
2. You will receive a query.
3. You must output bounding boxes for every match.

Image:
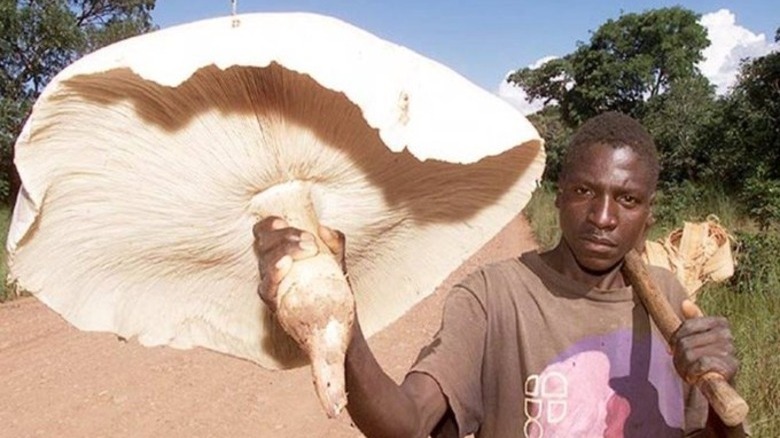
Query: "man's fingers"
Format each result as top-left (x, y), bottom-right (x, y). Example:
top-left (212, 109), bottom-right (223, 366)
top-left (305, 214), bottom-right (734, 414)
top-left (254, 220), bottom-right (319, 261)
top-left (253, 216), bottom-right (288, 238)
top-left (671, 302), bottom-right (738, 384)
top-left (675, 325), bottom-right (735, 354)
top-left (296, 232), bottom-right (319, 259)
top-left (254, 216), bottom-right (324, 312)
top-left (318, 225), bottom-right (344, 254)
top-left (273, 255), bottom-right (294, 283)
top-left (681, 299), bottom-right (705, 319)
top-left (677, 349), bottom-right (740, 384)
top-left (318, 225), bottom-right (346, 273)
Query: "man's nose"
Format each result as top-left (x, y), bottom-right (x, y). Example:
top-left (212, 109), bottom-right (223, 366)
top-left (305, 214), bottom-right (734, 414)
top-left (588, 196), bottom-right (618, 229)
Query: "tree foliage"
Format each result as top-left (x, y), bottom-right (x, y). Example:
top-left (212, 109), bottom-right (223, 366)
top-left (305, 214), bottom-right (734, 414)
top-left (702, 37), bottom-right (778, 180)
top-left (734, 32), bottom-right (780, 178)
top-left (706, 33), bottom-right (780, 226)
top-left (0, 0), bottom-right (156, 204)
top-left (643, 75), bottom-right (716, 183)
top-left (508, 7), bottom-right (709, 127)
top-left (526, 106), bottom-right (573, 183)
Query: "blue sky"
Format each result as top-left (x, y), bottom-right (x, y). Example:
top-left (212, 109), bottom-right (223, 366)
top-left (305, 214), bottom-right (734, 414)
top-left (152, 1), bottom-right (779, 112)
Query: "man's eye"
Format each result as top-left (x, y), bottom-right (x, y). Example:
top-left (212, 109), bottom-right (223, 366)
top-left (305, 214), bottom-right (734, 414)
top-left (574, 187), bottom-right (590, 196)
top-left (621, 196), bottom-right (639, 206)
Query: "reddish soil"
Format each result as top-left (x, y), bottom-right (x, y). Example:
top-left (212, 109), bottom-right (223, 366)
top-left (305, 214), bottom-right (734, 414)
top-left (0, 214), bottom-right (537, 437)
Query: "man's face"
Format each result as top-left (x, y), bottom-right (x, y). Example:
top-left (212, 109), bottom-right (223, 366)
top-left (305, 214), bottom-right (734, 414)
top-left (556, 143), bottom-right (655, 274)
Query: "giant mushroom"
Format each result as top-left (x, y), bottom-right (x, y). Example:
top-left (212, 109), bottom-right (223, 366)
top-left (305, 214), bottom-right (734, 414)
top-left (6, 13), bottom-right (545, 417)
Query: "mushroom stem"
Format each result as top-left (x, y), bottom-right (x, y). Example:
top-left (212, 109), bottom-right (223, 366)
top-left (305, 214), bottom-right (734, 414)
top-left (309, 321), bottom-right (349, 417)
top-left (251, 181), bottom-right (355, 417)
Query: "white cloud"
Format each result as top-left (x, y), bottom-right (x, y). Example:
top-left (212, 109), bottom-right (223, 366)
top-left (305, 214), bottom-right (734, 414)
top-left (496, 10), bottom-right (778, 109)
top-left (496, 56), bottom-right (557, 115)
top-left (497, 79), bottom-right (545, 115)
top-left (698, 9), bottom-right (779, 95)
top-left (528, 55), bottom-right (559, 70)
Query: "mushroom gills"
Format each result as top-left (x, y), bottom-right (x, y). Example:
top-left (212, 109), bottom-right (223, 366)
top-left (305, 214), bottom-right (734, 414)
top-left (251, 181), bottom-right (355, 417)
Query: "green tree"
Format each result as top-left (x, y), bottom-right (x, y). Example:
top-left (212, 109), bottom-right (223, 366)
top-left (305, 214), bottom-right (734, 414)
top-left (735, 28), bottom-right (780, 175)
top-left (704, 30), bottom-right (780, 226)
top-left (507, 7), bottom-right (709, 127)
top-left (706, 32), bottom-right (780, 182)
top-left (527, 106), bottom-right (573, 183)
top-left (643, 75), bottom-right (717, 183)
top-left (0, 0), bottom-right (156, 204)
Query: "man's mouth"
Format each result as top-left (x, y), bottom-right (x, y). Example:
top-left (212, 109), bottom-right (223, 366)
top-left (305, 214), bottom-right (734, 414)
top-left (581, 234), bottom-right (618, 249)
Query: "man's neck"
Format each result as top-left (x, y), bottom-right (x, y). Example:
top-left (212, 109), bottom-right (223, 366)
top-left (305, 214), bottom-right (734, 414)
top-left (539, 242), bottom-right (627, 290)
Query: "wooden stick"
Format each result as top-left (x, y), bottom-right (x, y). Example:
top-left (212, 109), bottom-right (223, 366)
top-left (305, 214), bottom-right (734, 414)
top-left (621, 249), bottom-right (749, 427)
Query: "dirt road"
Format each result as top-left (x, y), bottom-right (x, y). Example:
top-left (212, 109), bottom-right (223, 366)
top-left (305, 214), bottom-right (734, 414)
top-left (0, 214), bottom-right (536, 437)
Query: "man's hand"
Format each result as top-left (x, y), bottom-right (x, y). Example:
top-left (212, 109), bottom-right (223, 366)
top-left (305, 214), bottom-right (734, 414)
top-left (669, 300), bottom-right (739, 385)
top-left (252, 216), bottom-right (346, 312)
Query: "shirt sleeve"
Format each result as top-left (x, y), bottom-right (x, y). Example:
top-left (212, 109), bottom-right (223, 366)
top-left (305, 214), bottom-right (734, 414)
top-left (408, 278), bottom-right (488, 437)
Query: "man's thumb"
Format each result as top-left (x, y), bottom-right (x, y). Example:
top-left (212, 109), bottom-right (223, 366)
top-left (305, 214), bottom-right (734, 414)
top-left (681, 299), bottom-right (705, 320)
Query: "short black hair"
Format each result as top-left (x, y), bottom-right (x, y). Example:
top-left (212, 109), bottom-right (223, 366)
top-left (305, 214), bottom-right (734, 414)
top-left (559, 111), bottom-right (660, 187)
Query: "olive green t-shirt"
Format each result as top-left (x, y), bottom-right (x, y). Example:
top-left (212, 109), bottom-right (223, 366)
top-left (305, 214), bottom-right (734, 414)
top-left (410, 250), bottom-right (708, 437)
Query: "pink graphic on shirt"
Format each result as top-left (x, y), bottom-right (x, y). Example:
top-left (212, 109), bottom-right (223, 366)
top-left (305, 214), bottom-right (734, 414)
top-left (523, 351), bottom-right (629, 437)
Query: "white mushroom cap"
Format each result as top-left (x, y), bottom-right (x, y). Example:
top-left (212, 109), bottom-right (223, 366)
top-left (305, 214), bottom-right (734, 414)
top-left (7, 12), bottom-right (545, 368)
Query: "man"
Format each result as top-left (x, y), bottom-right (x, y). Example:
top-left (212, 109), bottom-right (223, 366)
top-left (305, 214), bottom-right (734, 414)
top-left (253, 112), bottom-right (741, 437)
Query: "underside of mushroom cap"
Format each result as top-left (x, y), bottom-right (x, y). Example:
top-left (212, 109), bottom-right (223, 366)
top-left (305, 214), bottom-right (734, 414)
top-left (7, 13), bottom-right (545, 369)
